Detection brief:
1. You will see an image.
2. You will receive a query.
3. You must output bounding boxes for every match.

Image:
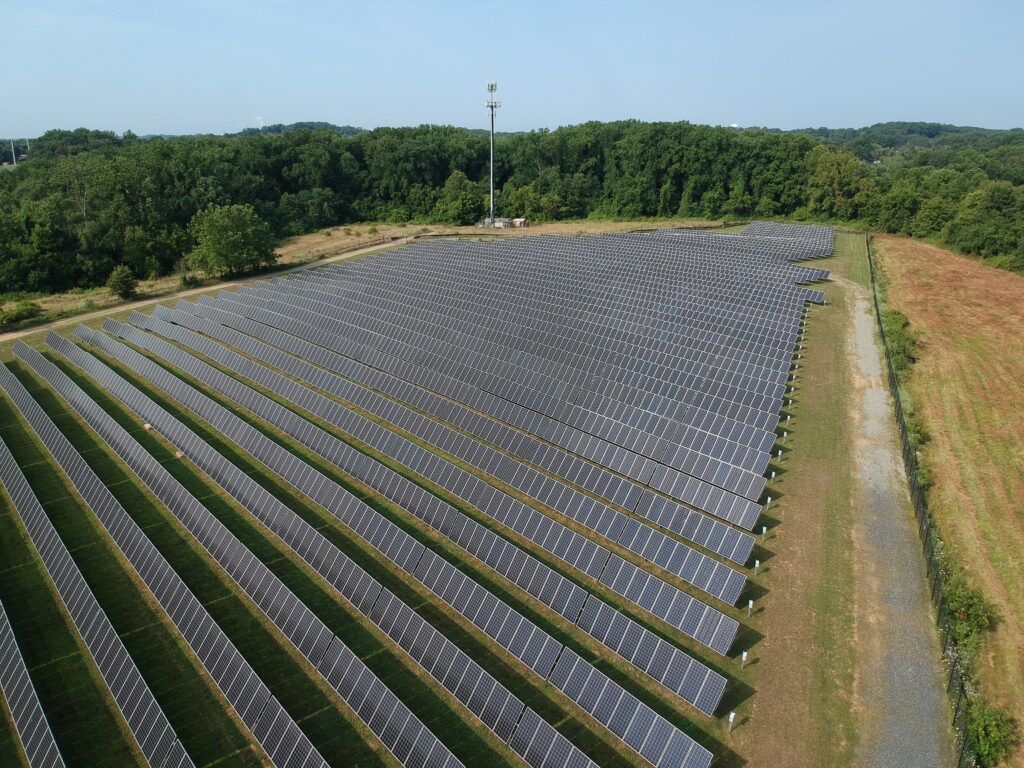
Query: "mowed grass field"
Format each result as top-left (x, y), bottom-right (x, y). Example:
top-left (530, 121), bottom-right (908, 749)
top-left (874, 235), bottom-right (1024, 758)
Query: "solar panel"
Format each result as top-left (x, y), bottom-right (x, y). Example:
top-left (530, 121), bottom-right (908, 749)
top-left (57, 325), bottom-right (716, 764)
top-left (104, 316), bottom-right (738, 656)
top-left (0, 599), bottom-right (66, 768)
top-left (0, 362), bottom-right (328, 768)
top-left (124, 309), bottom-right (747, 608)
top-left (0, 433), bottom-right (195, 768)
top-left (12, 341), bottom-right (459, 768)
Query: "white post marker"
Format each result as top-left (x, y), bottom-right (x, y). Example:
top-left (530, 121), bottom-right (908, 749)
top-left (728, 711), bottom-right (736, 732)
top-left (766, 495), bottom-right (772, 507)
top-left (770, 470), bottom-right (776, 480)
top-left (747, 599), bottom-right (753, 618)
top-left (741, 650), bottom-right (748, 669)
top-left (754, 559), bottom-right (760, 575)
top-left (761, 525), bottom-right (767, 542)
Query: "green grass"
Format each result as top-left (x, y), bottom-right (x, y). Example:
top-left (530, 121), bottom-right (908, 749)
top-left (0, 393), bottom-right (261, 768)
top-left (727, 231), bottom-right (865, 767)
top-left (8, 362), bottom-right (395, 768)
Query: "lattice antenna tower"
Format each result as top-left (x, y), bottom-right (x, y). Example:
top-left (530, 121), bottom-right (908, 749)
top-left (486, 81), bottom-right (500, 226)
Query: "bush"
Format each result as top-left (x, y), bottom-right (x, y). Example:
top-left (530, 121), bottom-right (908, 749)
top-left (881, 308), bottom-right (919, 378)
top-left (968, 698), bottom-right (1017, 767)
top-left (944, 564), bottom-right (997, 666)
top-left (106, 264), bottom-right (138, 299)
top-left (0, 300), bottom-right (43, 327)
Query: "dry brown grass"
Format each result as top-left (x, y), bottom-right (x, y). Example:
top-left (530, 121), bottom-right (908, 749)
top-left (875, 234), bottom-right (1024, 762)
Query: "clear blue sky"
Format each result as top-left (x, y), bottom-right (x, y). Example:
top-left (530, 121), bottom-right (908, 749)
top-left (6, 0), bottom-right (1024, 137)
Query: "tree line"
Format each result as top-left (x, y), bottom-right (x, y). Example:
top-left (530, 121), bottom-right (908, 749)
top-left (1, 120), bottom-right (1023, 295)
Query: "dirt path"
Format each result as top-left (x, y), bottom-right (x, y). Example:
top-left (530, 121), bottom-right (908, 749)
top-left (846, 284), bottom-right (953, 768)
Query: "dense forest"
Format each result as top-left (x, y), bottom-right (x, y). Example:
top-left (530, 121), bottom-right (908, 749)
top-left (1, 120), bottom-right (1023, 295)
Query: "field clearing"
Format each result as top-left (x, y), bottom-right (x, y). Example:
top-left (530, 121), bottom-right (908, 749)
top-left (874, 234), bottom-right (1024, 759)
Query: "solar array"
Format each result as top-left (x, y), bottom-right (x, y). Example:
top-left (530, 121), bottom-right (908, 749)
top-left (110, 310), bottom-right (728, 713)
top-left (737, 221), bottom-right (836, 258)
top-left (0, 599), bottom-right (65, 768)
top-left (0, 436), bottom-right (195, 768)
top-left (0, 362), bottom-right (331, 768)
top-left (0, 222), bottom-right (833, 768)
top-left (14, 340), bottom-right (460, 768)
top-left (62, 324), bottom-right (711, 768)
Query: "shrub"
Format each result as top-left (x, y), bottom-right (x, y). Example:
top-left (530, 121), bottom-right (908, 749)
top-left (968, 698), bottom-right (1017, 767)
top-left (106, 264), bottom-right (138, 299)
top-left (944, 564), bottom-right (997, 666)
top-left (881, 308), bottom-right (919, 378)
top-left (0, 300), bottom-right (43, 326)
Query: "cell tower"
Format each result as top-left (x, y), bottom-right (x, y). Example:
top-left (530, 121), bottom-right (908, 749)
top-left (486, 81), bottom-right (500, 226)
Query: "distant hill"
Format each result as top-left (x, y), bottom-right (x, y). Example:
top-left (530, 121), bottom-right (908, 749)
top-left (789, 122), bottom-right (1024, 163)
top-left (230, 122), bottom-right (363, 138)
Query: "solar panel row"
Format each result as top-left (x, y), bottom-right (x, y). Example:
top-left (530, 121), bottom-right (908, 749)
top-left (0, 435), bottom-right (194, 768)
top-left (0, 600), bottom-right (65, 768)
top-left (649, 228), bottom-right (833, 263)
top-left (105, 315), bottom-right (726, 715)
top-left (165, 298), bottom-right (755, 563)
top-left (0, 363), bottom-right (330, 768)
top-left (61, 326), bottom-right (712, 768)
top-left (14, 340), bottom-right (462, 768)
top-left (106, 315), bottom-right (738, 658)
top-left (126, 309), bottom-right (745, 608)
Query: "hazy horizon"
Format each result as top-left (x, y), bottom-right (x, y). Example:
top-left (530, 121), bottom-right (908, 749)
top-left (7, 0), bottom-right (1024, 138)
